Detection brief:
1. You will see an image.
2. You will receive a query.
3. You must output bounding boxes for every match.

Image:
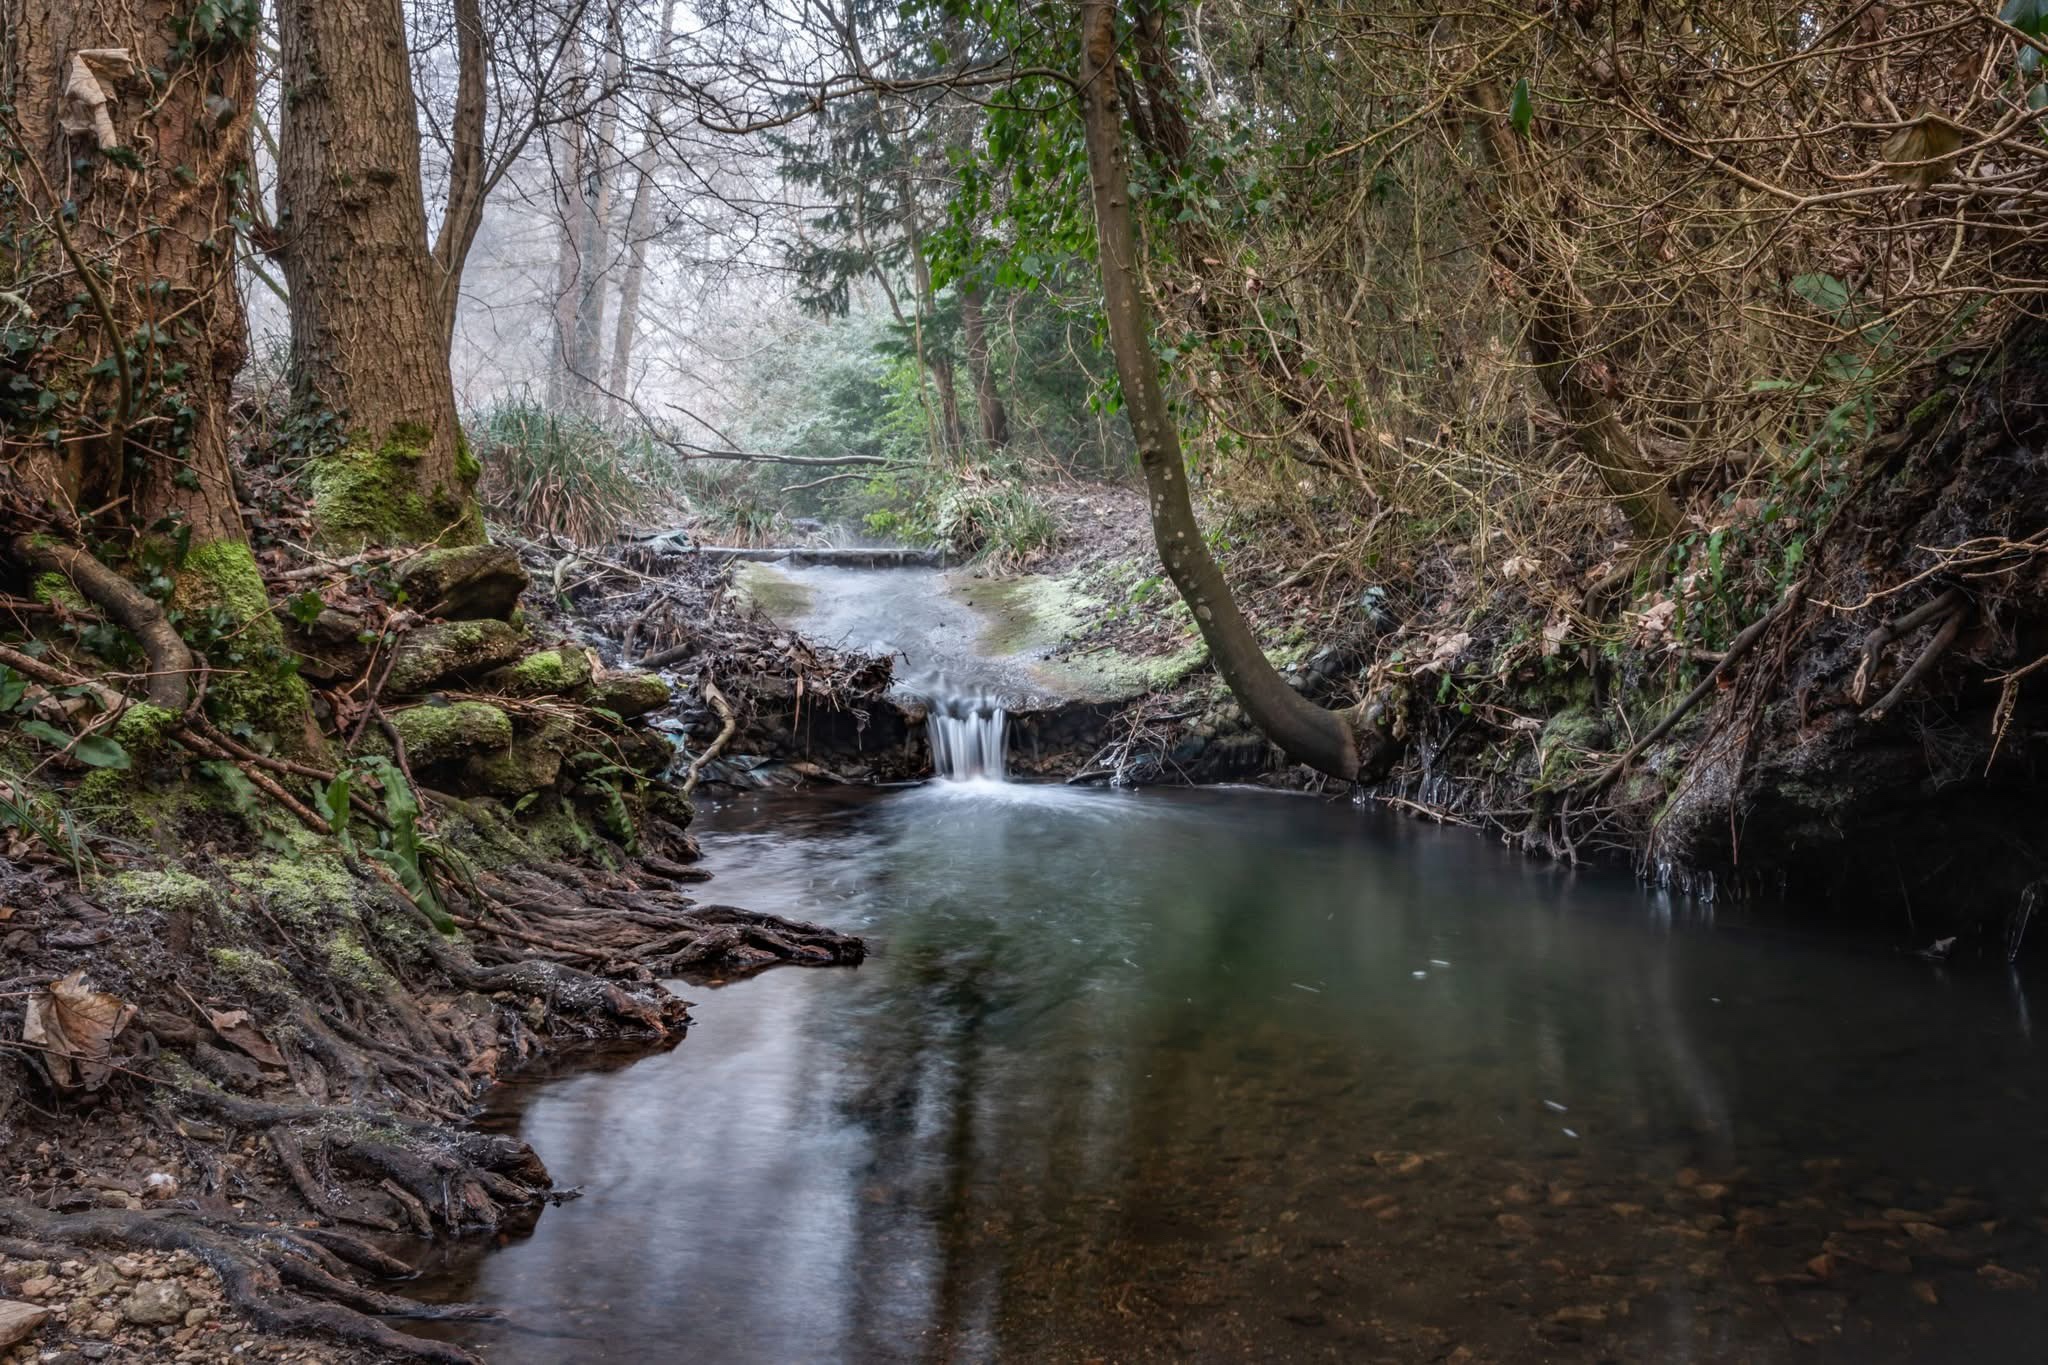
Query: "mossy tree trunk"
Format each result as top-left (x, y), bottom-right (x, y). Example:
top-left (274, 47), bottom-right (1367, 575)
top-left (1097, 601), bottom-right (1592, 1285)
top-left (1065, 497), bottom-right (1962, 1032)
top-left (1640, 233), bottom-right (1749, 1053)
top-left (276, 0), bottom-right (482, 550)
top-left (2, 0), bottom-right (314, 743)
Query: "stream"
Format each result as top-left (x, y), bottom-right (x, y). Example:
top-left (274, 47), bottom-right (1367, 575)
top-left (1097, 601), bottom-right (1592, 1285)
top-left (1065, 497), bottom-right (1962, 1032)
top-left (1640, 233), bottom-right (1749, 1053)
top-left (401, 564), bottom-right (2048, 1362)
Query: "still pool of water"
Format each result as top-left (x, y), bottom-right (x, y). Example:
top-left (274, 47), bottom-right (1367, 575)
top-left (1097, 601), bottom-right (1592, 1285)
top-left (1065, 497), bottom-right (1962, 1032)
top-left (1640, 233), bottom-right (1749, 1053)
top-left (409, 782), bottom-right (2048, 1362)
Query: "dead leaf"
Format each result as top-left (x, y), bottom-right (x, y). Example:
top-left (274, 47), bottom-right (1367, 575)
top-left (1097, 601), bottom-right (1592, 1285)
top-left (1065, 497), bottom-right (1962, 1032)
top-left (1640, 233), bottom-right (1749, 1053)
top-left (205, 1008), bottom-right (285, 1067)
top-left (23, 970), bottom-right (136, 1090)
top-left (1881, 108), bottom-right (1969, 192)
top-left (1541, 616), bottom-right (1573, 658)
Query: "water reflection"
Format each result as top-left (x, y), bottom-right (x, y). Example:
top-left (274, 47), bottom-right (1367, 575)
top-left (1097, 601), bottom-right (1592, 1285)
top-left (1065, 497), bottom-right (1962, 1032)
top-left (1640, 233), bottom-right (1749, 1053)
top-left (410, 784), bottom-right (2048, 1362)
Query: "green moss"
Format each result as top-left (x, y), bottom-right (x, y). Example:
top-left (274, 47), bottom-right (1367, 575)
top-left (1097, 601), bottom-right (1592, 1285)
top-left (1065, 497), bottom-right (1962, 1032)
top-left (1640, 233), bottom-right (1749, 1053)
top-left (586, 672), bottom-right (672, 720)
top-left (176, 540), bottom-right (315, 747)
top-left (453, 433), bottom-right (482, 485)
top-left (486, 647), bottom-right (593, 697)
top-left (1906, 389), bottom-right (1956, 429)
top-left (383, 700), bottom-right (512, 765)
top-left (208, 947), bottom-right (292, 994)
top-left (229, 854), bottom-right (356, 929)
top-left (308, 434), bottom-right (484, 551)
top-left (324, 931), bottom-right (392, 993)
top-left (385, 618), bottom-right (526, 693)
top-left (30, 572), bottom-right (87, 612)
top-left (102, 867), bottom-right (214, 915)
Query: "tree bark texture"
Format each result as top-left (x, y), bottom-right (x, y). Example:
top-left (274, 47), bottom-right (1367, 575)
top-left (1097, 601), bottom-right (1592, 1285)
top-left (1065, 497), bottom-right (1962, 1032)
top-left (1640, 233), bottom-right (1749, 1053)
top-left (1078, 0), bottom-right (1365, 781)
top-left (1, 0), bottom-right (255, 545)
top-left (277, 0), bottom-right (480, 548)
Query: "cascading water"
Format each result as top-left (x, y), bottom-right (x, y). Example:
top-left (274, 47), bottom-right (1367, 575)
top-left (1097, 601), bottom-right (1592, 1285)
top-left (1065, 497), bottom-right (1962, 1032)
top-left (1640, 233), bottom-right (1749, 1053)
top-left (925, 694), bottom-right (1009, 781)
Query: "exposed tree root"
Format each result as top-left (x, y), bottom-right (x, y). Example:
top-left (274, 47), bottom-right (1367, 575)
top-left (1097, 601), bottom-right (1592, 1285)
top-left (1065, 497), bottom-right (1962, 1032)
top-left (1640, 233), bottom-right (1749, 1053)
top-left (0, 1201), bottom-right (492, 1364)
top-left (1862, 603), bottom-right (1969, 723)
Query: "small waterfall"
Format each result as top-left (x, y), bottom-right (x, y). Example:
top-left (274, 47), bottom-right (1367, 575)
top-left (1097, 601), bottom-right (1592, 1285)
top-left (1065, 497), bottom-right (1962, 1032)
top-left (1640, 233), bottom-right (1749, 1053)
top-left (926, 695), bottom-right (1009, 781)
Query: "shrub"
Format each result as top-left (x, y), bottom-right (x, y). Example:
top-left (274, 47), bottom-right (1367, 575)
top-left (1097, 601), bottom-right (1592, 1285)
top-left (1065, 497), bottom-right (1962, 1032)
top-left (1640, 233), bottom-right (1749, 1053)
top-left (470, 400), bottom-right (659, 544)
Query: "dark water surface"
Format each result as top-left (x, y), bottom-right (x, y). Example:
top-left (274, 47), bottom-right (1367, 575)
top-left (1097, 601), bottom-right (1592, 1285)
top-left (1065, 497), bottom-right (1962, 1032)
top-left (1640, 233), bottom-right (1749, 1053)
top-left (409, 782), bottom-right (2048, 1362)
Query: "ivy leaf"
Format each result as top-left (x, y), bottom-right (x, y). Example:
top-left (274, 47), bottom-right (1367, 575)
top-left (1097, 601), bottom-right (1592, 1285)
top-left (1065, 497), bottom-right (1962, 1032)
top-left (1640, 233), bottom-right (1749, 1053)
top-left (1509, 78), bottom-right (1535, 137)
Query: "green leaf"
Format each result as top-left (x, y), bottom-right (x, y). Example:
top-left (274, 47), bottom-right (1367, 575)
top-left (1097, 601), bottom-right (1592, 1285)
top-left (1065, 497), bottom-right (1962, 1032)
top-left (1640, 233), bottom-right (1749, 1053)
top-left (1791, 272), bottom-right (1853, 319)
top-left (70, 734), bottom-right (129, 769)
top-left (18, 719), bottom-right (72, 749)
top-left (1509, 78), bottom-right (1535, 137)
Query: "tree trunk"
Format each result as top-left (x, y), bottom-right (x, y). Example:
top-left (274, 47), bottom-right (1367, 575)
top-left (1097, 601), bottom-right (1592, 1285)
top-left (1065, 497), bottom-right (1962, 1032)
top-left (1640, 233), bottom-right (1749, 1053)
top-left (429, 0), bottom-right (489, 348)
top-left (606, 0), bottom-right (679, 418)
top-left (277, 0), bottom-right (481, 549)
top-left (1078, 0), bottom-right (1368, 781)
top-left (1472, 82), bottom-right (1682, 543)
top-left (571, 10), bottom-right (625, 399)
top-left (547, 34), bottom-right (595, 411)
top-left (960, 282), bottom-right (1011, 449)
top-left (3, 0), bottom-right (314, 740)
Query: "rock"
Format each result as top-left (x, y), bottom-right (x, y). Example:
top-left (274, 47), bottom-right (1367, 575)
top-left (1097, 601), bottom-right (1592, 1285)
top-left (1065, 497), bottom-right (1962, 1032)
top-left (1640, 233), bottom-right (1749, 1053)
top-left (395, 544), bottom-right (529, 621)
top-left (481, 646), bottom-right (595, 698)
top-left (382, 700), bottom-right (514, 767)
top-left (1978, 1264), bottom-right (2037, 1291)
top-left (0, 1301), bottom-right (48, 1348)
top-left (385, 619), bottom-right (528, 694)
top-left (586, 672), bottom-right (672, 720)
top-left (462, 735), bottom-right (563, 796)
top-left (120, 1280), bottom-right (190, 1327)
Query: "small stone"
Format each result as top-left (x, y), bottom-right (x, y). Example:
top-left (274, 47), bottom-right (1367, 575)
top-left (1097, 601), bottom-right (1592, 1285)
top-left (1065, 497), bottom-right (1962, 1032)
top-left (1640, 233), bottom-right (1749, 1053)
top-left (1978, 1264), bottom-right (2037, 1291)
top-left (120, 1281), bottom-right (191, 1327)
top-left (0, 1302), bottom-right (47, 1349)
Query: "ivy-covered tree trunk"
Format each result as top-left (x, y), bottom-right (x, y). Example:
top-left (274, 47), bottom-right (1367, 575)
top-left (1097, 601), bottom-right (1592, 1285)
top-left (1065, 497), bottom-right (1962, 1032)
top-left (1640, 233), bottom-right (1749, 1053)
top-left (2, 0), bottom-right (314, 741)
top-left (276, 0), bottom-right (481, 550)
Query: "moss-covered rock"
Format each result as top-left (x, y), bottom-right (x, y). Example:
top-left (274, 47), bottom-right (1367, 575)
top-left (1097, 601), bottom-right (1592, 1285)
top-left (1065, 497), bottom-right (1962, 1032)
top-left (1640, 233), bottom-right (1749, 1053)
top-left (482, 646), bottom-right (594, 698)
top-left (385, 619), bottom-right (528, 694)
top-left (394, 543), bottom-right (528, 621)
top-left (382, 700), bottom-right (513, 766)
top-left (586, 672), bottom-right (672, 720)
top-left (307, 429), bottom-right (483, 551)
top-left (462, 735), bottom-right (565, 796)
